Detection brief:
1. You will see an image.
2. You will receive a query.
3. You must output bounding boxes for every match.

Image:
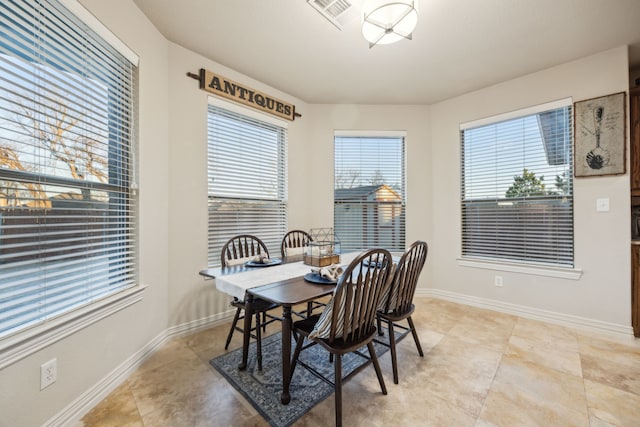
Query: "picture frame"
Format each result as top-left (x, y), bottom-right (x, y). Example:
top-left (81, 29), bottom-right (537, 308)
top-left (574, 92), bottom-right (626, 177)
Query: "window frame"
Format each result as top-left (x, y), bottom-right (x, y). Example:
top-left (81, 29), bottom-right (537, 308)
top-left (206, 97), bottom-right (288, 267)
top-left (458, 99), bottom-right (582, 279)
top-left (333, 130), bottom-right (406, 252)
top-left (0, 0), bottom-right (142, 368)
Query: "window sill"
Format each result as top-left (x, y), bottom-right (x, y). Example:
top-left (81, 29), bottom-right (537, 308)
top-left (0, 284), bottom-right (146, 369)
top-left (457, 257), bottom-right (582, 280)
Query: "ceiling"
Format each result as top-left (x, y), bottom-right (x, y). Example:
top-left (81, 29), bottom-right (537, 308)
top-left (131, 0), bottom-right (640, 105)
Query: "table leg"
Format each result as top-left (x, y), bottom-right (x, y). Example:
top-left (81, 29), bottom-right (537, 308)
top-left (280, 305), bottom-right (292, 404)
top-left (239, 294), bottom-right (254, 371)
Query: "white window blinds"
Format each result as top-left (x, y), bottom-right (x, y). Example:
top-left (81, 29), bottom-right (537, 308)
top-left (460, 101), bottom-right (573, 267)
top-left (0, 0), bottom-right (137, 338)
top-left (207, 104), bottom-right (287, 267)
top-left (334, 134), bottom-right (406, 252)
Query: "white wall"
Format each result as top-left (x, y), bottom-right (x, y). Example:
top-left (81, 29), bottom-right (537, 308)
top-left (0, 1), bottom-right (171, 426)
top-left (429, 47), bottom-right (632, 331)
top-left (165, 43), bottom-right (311, 327)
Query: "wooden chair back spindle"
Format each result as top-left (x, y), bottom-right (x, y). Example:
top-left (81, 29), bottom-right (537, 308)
top-left (280, 229), bottom-right (312, 257)
top-left (221, 234), bottom-right (269, 267)
top-left (380, 241), bottom-right (428, 316)
top-left (328, 249), bottom-right (393, 344)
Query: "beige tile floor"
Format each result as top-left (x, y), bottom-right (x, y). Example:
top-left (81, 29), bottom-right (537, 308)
top-left (78, 298), bottom-right (640, 427)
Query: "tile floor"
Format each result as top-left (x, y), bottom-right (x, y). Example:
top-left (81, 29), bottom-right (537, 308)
top-left (78, 298), bottom-right (640, 426)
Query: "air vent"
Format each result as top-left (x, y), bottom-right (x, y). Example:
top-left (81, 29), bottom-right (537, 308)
top-left (307, 0), bottom-right (361, 30)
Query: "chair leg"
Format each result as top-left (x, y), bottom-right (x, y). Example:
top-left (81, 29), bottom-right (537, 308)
top-left (225, 307), bottom-right (242, 350)
top-left (388, 320), bottom-right (399, 384)
top-left (262, 312), bottom-right (267, 333)
top-left (407, 316), bottom-right (424, 357)
top-left (290, 334), bottom-right (305, 378)
top-left (377, 315), bottom-right (383, 336)
top-left (255, 311), bottom-right (263, 371)
top-left (306, 301), bottom-right (313, 317)
top-left (367, 341), bottom-right (387, 395)
top-left (334, 354), bottom-right (343, 427)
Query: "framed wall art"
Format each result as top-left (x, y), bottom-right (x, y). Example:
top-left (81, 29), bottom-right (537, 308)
top-left (574, 92), bottom-right (626, 177)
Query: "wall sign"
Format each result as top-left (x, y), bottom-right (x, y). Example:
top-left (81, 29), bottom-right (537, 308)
top-left (187, 68), bottom-right (300, 121)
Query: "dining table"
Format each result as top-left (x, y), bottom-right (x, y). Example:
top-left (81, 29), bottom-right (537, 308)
top-left (199, 252), bottom-right (359, 405)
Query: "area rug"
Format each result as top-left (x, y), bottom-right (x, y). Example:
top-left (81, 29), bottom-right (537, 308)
top-left (209, 331), bottom-right (394, 427)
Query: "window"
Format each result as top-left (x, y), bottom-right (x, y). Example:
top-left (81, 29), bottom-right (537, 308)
top-left (207, 101), bottom-right (287, 267)
top-left (0, 0), bottom-right (137, 339)
top-left (334, 132), bottom-right (406, 252)
top-left (460, 100), bottom-right (573, 267)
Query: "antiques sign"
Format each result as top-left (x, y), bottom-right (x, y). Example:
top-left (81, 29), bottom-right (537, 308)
top-left (188, 68), bottom-right (299, 121)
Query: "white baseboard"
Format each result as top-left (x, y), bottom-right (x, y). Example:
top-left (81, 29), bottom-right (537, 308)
top-left (43, 309), bottom-right (234, 427)
top-left (416, 288), bottom-right (634, 339)
top-left (165, 309), bottom-right (234, 337)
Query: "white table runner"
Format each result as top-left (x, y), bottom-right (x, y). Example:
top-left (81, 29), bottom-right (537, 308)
top-left (215, 252), bottom-right (359, 299)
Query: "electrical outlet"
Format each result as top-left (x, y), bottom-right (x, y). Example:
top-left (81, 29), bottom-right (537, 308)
top-left (40, 358), bottom-right (57, 390)
top-left (596, 198), bottom-right (610, 212)
top-left (494, 276), bottom-right (503, 287)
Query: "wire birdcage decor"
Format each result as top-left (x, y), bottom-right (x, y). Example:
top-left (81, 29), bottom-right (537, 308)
top-left (304, 228), bottom-right (341, 266)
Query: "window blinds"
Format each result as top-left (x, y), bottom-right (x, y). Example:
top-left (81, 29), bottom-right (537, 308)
top-left (207, 105), bottom-right (287, 267)
top-left (0, 0), bottom-right (137, 337)
top-left (460, 103), bottom-right (573, 267)
top-left (334, 135), bottom-right (406, 252)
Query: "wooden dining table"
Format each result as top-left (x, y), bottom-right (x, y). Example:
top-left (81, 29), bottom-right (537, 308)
top-left (241, 276), bottom-right (336, 404)
top-left (199, 252), bottom-right (358, 404)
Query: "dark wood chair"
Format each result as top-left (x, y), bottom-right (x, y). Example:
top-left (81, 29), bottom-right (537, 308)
top-left (290, 249), bottom-right (394, 427)
top-left (375, 240), bottom-right (428, 384)
top-left (281, 229), bottom-right (324, 318)
top-left (221, 234), bottom-right (280, 370)
top-left (280, 229), bottom-right (312, 258)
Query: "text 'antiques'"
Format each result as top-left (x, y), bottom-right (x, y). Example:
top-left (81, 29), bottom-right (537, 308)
top-left (188, 68), bottom-right (300, 121)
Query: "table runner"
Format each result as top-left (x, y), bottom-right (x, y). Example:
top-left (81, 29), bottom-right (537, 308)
top-left (215, 252), bottom-right (359, 299)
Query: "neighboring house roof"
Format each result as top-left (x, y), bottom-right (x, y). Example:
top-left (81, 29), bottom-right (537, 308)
top-left (335, 184), bottom-right (402, 201)
top-left (538, 110), bottom-right (570, 166)
top-left (9, 191), bottom-right (106, 209)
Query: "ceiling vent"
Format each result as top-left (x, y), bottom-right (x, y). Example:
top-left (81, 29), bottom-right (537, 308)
top-left (307, 0), bottom-right (361, 30)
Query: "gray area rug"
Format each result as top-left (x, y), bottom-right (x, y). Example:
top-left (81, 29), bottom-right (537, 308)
top-left (209, 331), bottom-right (393, 427)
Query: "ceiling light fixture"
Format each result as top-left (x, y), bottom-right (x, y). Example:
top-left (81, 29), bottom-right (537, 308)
top-left (361, 0), bottom-right (418, 48)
